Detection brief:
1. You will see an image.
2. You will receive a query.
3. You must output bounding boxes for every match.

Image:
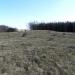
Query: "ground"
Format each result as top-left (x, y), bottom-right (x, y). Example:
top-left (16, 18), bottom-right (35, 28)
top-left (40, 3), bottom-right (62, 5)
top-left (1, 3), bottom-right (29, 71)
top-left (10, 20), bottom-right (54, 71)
top-left (0, 30), bottom-right (74, 75)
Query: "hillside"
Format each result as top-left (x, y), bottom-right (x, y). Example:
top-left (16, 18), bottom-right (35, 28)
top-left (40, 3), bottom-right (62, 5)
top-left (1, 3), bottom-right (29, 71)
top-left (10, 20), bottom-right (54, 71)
top-left (0, 30), bottom-right (75, 75)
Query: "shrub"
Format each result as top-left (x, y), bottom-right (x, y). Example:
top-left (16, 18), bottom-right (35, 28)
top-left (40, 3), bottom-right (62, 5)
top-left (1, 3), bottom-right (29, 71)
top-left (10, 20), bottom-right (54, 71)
top-left (7, 27), bottom-right (17, 32)
top-left (0, 25), bottom-right (17, 32)
top-left (22, 30), bottom-right (27, 37)
top-left (0, 25), bottom-right (9, 32)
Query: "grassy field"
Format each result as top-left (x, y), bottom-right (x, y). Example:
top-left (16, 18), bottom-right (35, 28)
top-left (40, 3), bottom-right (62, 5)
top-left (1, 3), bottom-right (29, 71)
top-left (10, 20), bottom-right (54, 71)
top-left (0, 30), bottom-right (75, 75)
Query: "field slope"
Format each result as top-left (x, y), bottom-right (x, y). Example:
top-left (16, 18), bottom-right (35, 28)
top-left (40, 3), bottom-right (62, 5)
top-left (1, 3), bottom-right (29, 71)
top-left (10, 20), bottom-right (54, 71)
top-left (0, 30), bottom-right (74, 75)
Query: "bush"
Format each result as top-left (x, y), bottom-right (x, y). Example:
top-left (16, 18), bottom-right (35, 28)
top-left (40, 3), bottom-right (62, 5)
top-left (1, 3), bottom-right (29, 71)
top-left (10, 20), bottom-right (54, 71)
top-left (7, 28), bottom-right (17, 32)
top-left (0, 25), bottom-right (17, 32)
top-left (22, 30), bottom-right (27, 37)
top-left (0, 25), bottom-right (9, 32)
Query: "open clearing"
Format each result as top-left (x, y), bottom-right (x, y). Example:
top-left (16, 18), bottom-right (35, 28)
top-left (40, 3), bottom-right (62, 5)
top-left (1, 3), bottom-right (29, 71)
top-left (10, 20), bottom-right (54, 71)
top-left (0, 30), bottom-right (75, 75)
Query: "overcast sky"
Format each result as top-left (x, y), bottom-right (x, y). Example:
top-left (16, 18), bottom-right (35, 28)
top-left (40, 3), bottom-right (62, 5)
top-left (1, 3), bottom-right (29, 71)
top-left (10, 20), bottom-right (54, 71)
top-left (0, 0), bottom-right (75, 29)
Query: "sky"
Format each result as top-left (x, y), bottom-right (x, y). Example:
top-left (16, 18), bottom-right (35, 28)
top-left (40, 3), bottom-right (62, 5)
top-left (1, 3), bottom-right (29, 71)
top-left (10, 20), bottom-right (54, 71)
top-left (0, 0), bottom-right (75, 29)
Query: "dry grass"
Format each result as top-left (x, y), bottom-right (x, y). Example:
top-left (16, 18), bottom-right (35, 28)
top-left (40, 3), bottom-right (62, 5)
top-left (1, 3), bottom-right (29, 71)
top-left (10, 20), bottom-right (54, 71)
top-left (0, 30), bottom-right (74, 75)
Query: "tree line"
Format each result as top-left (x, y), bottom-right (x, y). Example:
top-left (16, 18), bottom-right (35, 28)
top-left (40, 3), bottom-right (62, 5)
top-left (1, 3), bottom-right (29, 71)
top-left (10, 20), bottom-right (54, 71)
top-left (29, 22), bottom-right (75, 32)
